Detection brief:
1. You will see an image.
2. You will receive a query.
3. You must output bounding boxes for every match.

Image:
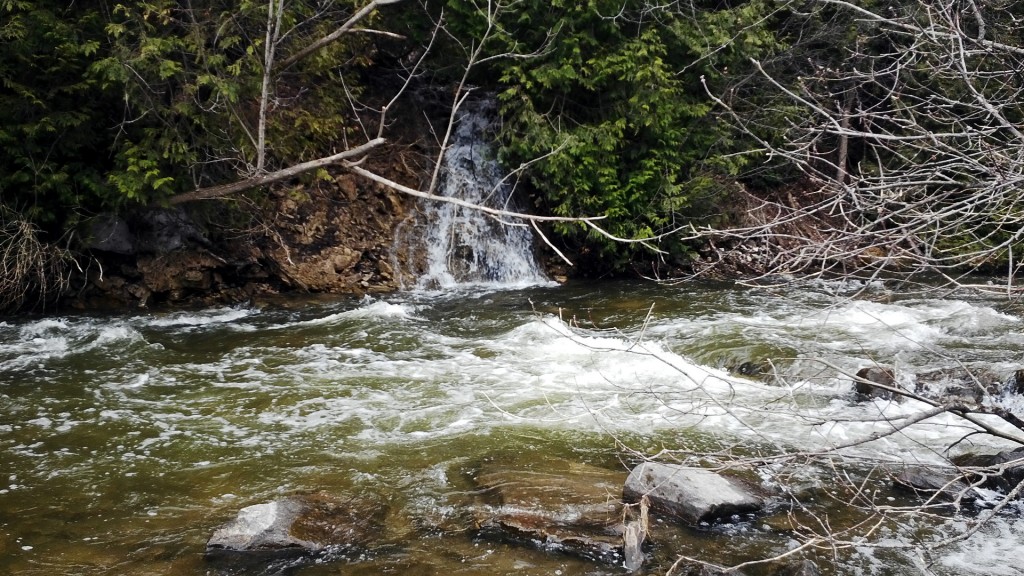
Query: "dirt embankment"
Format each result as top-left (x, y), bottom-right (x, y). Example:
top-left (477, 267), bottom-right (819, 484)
top-left (69, 159), bottom-right (427, 310)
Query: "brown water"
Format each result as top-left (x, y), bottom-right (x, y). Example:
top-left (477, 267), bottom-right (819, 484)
top-left (2, 280), bottom-right (1023, 575)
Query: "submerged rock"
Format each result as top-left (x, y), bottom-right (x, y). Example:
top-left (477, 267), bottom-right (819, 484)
top-left (893, 466), bottom-right (976, 504)
top-left (471, 460), bottom-right (636, 567)
top-left (913, 367), bottom-right (999, 404)
top-left (623, 462), bottom-right (763, 526)
top-left (854, 364), bottom-right (1024, 405)
top-left (771, 559), bottom-right (822, 575)
top-left (955, 447), bottom-right (1024, 493)
top-left (677, 565), bottom-right (733, 575)
top-left (206, 492), bottom-right (385, 560)
top-left (854, 366), bottom-right (898, 400)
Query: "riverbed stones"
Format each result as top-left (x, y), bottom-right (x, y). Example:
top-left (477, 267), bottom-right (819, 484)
top-left (771, 559), bottom-right (822, 576)
top-left (893, 466), bottom-right (976, 504)
top-left (854, 366), bottom-right (897, 400)
top-left (206, 492), bottom-right (384, 559)
top-left (955, 446), bottom-right (1024, 492)
top-left (913, 366), bottom-right (1001, 404)
top-left (623, 462), bottom-right (763, 526)
top-left (471, 460), bottom-right (635, 567)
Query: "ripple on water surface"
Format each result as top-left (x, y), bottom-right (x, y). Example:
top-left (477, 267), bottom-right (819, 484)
top-left (2, 283), bottom-right (1024, 575)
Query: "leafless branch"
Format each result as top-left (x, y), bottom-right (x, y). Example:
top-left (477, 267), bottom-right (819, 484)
top-left (168, 138), bottom-right (385, 204)
top-left (694, 0), bottom-right (1024, 291)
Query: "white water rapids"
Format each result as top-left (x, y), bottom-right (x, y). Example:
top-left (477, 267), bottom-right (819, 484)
top-left (2, 280), bottom-right (1024, 575)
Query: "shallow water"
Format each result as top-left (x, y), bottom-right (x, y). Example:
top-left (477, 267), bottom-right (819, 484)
top-left (2, 279), bottom-right (1023, 575)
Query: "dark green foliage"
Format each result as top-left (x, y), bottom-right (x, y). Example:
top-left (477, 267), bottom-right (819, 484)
top-left (16, 0), bottom-right (1018, 284)
top-left (92, 0), bottom-right (377, 202)
top-left (481, 0), bottom-right (781, 269)
top-left (1, 0), bottom-right (387, 231)
top-left (0, 0), bottom-right (117, 233)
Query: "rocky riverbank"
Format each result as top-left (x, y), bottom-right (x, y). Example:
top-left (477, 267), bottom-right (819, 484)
top-left (67, 166), bottom-right (421, 310)
top-left (203, 433), bottom-right (1024, 576)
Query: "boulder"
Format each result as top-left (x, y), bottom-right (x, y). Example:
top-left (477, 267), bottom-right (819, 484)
top-left (85, 208), bottom-right (209, 255)
top-left (86, 214), bottom-right (135, 254)
top-left (472, 460), bottom-right (637, 567)
top-left (955, 447), bottom-right (1024, 492)
top-left (206, 492), bottom-right (384, 560)
top-left (854, 367), bottom-right (897, 400)
top-left (623, 463), bottom-right (763, 526)
top-left (893, 466), bottom-right (976, 504)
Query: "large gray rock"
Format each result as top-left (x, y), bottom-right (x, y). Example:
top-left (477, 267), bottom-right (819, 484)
top-left (956, 446), bottom-right (1024, 492)
top-left (87, 214), bottom-right (135, 254)
top-left (206, 492), bottom-right (384, 559)
top-left (85, 208), bottom-right (209, 255)
top-left (623, 463), bottom-right (763, 526)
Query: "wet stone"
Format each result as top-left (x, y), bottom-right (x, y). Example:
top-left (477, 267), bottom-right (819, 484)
top-left (771, 559), bottom-right (822, 576)
top-left (893, 466), bottom-right (976, 504)
top-left (854, 366), bottom-right (897, 400)
top-left (471, 460), bottom-right (634, 567)
top-left (206, 492), bottom-right (385, 561)
top-left (956, 447), bottom-right (1024, 492)
top-left (1005, 369), bottom-right (1024, 396)
top-left (623, 463), bottom-right (763, 526)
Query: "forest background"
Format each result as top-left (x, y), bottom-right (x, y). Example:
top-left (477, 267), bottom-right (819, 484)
top-left (3, 0), bottom-right (1023, 311)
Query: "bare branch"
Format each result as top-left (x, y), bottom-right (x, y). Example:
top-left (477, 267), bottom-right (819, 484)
top-left (168, 138), bottom-right (385, 204)
top-left (692, 0), bottom-right (1024, 290)
top-left (277, 0), bottom-right (405, 71)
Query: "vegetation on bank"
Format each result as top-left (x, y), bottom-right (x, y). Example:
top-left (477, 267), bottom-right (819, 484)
top-left (3, 0), bottom-right (1024, 310)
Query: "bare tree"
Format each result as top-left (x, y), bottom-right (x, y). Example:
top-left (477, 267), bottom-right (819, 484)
top-left (693, 0), bottom-right (1024, 294)
top-left (167, 0), bottom-right (402, 204)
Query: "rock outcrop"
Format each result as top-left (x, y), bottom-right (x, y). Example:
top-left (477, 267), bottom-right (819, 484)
top-left (623, 462), bottom-right (763, 526)
top-left (72, 168), bottom-right (414, 309)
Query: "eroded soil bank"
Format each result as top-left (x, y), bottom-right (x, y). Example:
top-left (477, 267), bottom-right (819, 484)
top-left (68, 159), bottom-right (426, 310)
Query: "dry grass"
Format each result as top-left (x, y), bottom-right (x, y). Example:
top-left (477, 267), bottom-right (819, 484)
top-left (0, 215), bottom-right (75, 312)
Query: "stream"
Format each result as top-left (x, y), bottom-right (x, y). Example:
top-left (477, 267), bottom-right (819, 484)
top-left (2, 279), bottom-right (1024, 575)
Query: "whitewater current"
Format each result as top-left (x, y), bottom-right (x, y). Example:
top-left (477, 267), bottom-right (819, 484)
top-left (2, 280), bottom-right (1024, 575)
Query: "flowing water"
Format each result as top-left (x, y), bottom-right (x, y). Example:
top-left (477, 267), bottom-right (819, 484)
top-left (415, 100), bottom-right (546, 289)
top-left (2, 280), bottom-right (1024, 576)
top-left (5, 108), bottom-right (1024, 575)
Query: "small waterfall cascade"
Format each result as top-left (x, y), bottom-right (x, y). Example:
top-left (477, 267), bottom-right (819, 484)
top-left (417, 101), bottom-right (548, 289)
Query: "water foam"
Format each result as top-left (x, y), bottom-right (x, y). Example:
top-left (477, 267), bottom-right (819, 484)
top-left (416, 100), bottom-right (548, 289)
top-left (143, 306), bottom-right (257, 329)
top-left (3, 284), bottom-right (1023, 575)
top-left (300, 299), bottom-right (418, 324)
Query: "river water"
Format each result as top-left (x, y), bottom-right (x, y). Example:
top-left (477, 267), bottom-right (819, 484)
top-left (2, 279), bottom-right (1024, 575)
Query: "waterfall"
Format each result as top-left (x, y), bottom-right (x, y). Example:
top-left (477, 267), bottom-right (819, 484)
top-left (416, 100), bottom-right (548, 289)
